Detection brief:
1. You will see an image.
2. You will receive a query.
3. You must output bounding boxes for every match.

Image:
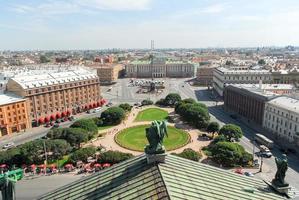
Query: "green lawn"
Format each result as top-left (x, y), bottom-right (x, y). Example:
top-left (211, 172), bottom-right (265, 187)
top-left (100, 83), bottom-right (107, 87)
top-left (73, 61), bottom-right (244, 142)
top-left (115, 125), bottom-right (189, 152)
top-left (134, 108), bottom-right (168, 122)
top-left (98, 125), bottom-right (114, 131)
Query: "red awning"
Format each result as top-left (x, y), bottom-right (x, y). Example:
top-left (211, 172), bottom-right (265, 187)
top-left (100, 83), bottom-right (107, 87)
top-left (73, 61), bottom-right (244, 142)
top-left (50, 114), bottom-right (56, 121)
top-left (64, 164), bottom-right (73, 168)
top-left (102, 163), bottom-right (111, 168)
top-left (38, 164), bottom-right (46, 168)
top-left (0, 164), bottom-right (7, 168)
top-left (97, 101), bottom-right (101, 107)
top-left (93, 103), bottom-right (97, 108)
top-left (38, 117), bottom-right (44, 124)
top-left (56, 112), bottom-right (61, 119)
top-left (61, 111), bottom-right (67, 117)
top-left (88, 104), bottom-right (93, 109)
top-left (45, 116), bottom-right (50, 123)
top-left (84, 105), bottom-right (88, 110)
top-left (66, 110), bottom-right (71, 116)
top-left (94, 163), bottom-right (101, 167)
top-left (30, 164), bottom-right (36, 169)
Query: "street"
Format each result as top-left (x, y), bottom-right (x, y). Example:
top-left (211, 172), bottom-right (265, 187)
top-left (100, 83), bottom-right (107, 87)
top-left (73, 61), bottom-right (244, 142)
top-left (0, 111), bottom-right (105, 148)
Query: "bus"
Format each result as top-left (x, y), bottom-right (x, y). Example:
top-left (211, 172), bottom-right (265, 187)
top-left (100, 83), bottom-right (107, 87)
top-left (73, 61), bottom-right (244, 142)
top-left (254, 133), bottom-right (274, 149)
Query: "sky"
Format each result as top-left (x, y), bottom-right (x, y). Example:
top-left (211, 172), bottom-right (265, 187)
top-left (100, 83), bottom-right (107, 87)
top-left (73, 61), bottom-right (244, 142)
top-left (1, 0), bottom-right (299, 50)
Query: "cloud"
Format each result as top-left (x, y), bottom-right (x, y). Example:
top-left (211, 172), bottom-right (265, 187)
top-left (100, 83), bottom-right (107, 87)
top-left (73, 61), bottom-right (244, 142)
top-left (78, 0), bottom-right (151, 11)
top-left (226, 15), bottom-right (261, 22)
top-left (10, 0), bottom-right (152, 16)
top-left (202, 3), bottom-right (228, 14)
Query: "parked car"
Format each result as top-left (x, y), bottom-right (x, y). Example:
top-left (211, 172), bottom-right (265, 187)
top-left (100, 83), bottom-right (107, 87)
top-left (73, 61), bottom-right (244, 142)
top-left (244, 172), bottom-right (254, 177)
top-left (45, 123), bottom-right (51, 128)
top-left (51, 123), bottom-right (60, 129)
top-left (2, 142), bottom-right (15, 150)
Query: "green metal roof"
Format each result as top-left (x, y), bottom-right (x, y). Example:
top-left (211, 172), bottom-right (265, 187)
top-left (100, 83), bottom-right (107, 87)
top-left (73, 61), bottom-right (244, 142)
top-left (38, 154), bottom-right (286, 200)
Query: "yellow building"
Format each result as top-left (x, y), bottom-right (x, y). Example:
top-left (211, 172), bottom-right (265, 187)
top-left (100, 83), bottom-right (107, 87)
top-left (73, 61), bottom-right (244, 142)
top-left (0, 93), bottom-right (30, 136)
top-left (89, 64), bottom-right (124, 85)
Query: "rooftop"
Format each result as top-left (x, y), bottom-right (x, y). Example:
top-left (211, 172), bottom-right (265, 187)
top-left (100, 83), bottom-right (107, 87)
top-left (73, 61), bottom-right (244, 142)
top-left (216, 67), bottom-right (271, 74)
top-left (226, 84), bottom-right (279, 99)
top-left (0, 92), bottom-right (25, 106)
top-left (39, 154), bottom-right (285, 200)
top-left (10, 69), bottom-right (98, 89)
top-left (268, 96), bottom-right (299, 112)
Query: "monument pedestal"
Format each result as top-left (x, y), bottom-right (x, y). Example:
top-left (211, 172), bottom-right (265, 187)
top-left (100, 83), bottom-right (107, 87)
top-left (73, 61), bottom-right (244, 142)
top-left (264, 181), bottom-right (291, 197)
top-left (146, 153), bottom-right (166, 164)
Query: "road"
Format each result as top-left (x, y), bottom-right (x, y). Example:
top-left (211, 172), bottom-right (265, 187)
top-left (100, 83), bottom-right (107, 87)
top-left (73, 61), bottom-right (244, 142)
top-left (0, 111), bottom-right (105, 148)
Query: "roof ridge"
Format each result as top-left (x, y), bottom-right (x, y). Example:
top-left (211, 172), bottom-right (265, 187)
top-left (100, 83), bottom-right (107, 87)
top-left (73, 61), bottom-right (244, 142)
top-left (157, 154), bottom-right (172, 200)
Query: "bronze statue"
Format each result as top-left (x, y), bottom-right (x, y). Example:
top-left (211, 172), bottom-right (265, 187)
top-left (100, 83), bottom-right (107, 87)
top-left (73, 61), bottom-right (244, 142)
top-left (272, 154), bottom-right (289, 187)
top-left (145, 120), bottom-right (168, 154)
top-left (0, 173), bottom-right (16, 200)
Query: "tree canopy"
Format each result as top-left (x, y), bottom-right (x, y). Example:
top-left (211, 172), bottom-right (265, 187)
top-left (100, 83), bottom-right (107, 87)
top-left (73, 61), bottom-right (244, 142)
top-left (207, 122), bottom-right (220, 136)
top-left (97, 150), bottom-right (133, 164)
top-left (172, 148), bottom-right (202, 162)
top-left (70, 119), bottom-right (98, 138)
top-left (258, 59), bottom-right (266, 65)
top-left (119, 103), bottom-right (132, 112)
top-left (69, 146), bottom-right (97, 163)
top-left (219, 124), bottom-right (243, 141)
top-left (164, 93), bottom-right (182, 107)
top-left (100, 106), bottom-right (125, 125)
top-left (210, 141), bottom-right (252, 167)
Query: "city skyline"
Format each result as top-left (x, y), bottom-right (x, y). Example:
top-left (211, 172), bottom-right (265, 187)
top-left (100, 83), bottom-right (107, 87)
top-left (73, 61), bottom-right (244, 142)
top-left (1, 0), bottom-right (299, 50)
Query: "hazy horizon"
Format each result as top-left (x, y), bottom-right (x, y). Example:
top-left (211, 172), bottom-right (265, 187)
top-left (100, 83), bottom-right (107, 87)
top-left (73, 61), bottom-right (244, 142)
top-left (1, 0), bottom-right (299, 50)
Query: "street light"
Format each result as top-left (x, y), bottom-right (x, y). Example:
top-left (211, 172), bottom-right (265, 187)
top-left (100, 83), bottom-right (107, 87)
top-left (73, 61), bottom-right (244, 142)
top-left (259, 156), bottom-right (264, 172)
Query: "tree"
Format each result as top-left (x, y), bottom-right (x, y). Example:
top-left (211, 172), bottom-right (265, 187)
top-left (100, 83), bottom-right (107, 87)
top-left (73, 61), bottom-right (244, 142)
top-left (164, 93), bottom-right (181, 107)
top-left (219, 124), bottom-right (243, 142)
top-left (225, 60), bottom-right (233, 66)
top-left (63, 128), bottom-right (89, 148)
top-left (39, 55), bottom-right (50, 63)
top-left (98, 150), bottom-right (133, 164)
top-left (207, 122), bottom-right (220, 138)
top-left (141, 99), bottom-right (153, 106)
top-left (181, 98), bottom-right (196, 104)
top-left (258, 59), bottom-right (266, 65)
top-left (210, 142), bottom-right (252, 167)
top-left (100, 107), bottom-right (125, 125)
top-left (92, 117), bottom-right (104, 127)
top-left (46, 139), bottom-right (71, 161)
top-left (155, 98), bottom-right (166, 106)
top-left (47, 128), bottom-right (89, 148)
top-left (172, 148), bottom-right (202, 161)
top-left (70, 119), bottom-right (98, 139)
top-left (69, 147), bottom-right (97, 163)
top-left (119, 103), bottom-right (132, 112)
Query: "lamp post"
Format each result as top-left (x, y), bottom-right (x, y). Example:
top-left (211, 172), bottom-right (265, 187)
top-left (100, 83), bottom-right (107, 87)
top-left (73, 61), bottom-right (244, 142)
top-left (259, 156), bottom-right (263, 172)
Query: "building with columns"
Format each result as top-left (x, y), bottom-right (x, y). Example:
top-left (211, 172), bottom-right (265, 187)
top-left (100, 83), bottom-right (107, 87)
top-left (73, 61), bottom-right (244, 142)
top-left (224, 84), bottom-right (278, 126)
top-left (126, 57), bottom-right (195, 78)
top-left (213, 67), bottom-right (272, 96)
top-left (6, 69), bottom-right (102, 125)
top-left (263, 96), bottom-right (299, 143)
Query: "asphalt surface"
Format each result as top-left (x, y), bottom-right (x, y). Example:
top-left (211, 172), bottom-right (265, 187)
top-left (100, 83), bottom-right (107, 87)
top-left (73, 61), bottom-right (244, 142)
top-left (0, 110), bottom-right (105, 148)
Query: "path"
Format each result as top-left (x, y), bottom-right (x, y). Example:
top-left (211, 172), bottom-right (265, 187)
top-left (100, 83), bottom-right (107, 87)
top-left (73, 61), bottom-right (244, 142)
top-left (89, 106), bottom-right (211, 155)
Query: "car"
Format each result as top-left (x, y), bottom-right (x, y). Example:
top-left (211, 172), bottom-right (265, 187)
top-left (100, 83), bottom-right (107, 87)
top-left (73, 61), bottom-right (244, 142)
top-left (68, 116), bottom-right (75, 121)
top-left (244, 172), bottom-right (254, 177)
top-left (51, 123), bottom-right (60, 129)
top-left (258, 151), bottom-right (272, 158)
top-left (2, 142), bottom-right (15, 150)
top-left (45, 123), bottom-right (51, 128)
